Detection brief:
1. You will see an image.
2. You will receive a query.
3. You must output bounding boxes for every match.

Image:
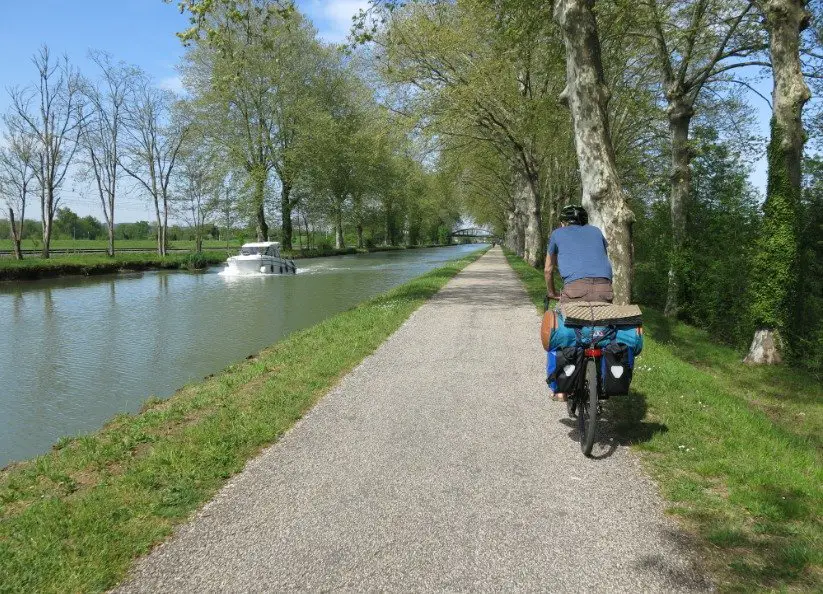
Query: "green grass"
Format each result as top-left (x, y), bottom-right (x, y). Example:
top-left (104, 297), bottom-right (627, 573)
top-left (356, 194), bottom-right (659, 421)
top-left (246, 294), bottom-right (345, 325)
top-left (0, 238), bottom-right (241, 251)
top-left (0, 252), bottom-right (230, 281)
top-left (503, 249), bottom-right (822, 592)
top-left (0, 249), bottom-right (486, 593)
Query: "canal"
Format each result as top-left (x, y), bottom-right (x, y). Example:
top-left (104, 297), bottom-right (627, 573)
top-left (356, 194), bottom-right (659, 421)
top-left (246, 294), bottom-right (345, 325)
top-left (0, 244), bottom-right (485, 467)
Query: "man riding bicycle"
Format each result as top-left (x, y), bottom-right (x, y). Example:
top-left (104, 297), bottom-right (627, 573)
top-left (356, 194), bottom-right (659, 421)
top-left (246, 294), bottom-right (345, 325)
top-left (545, 204), bottom-right (613, 304)
top-left (544, 204), bottom-right (613, 401)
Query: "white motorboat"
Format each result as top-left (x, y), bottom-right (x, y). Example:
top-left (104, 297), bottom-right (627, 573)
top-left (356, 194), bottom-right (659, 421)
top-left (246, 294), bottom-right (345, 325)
top-left (225, 242), bottom-right (297, 275)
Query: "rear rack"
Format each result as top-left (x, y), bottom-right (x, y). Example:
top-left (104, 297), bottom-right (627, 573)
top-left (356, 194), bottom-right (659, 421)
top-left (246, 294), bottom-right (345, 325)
top-left (561, 301), bottom-right (643, 326)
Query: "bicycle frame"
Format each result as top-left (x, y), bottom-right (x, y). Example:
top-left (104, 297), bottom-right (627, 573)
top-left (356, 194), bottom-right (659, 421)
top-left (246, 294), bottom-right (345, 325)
top-left (569, 348), bottom-right (602, 408)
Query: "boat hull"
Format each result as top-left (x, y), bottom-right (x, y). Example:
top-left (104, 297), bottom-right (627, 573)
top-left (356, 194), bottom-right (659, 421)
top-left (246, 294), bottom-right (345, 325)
top-left (226, 256), bottom-right (289, 275)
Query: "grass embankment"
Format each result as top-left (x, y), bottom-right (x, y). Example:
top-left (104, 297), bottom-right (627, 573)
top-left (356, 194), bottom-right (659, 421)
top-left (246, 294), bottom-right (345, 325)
top-left (503, 249), bottom-right (822, 592)
top-left (0, 252), bottom-right (228, 281)
top-left (0, 249), bottom-right (485, 593)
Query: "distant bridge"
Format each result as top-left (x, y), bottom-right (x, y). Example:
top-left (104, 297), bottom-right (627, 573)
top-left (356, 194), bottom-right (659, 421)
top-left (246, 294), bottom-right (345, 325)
top-left (449, 227), bottom-right (497, 240)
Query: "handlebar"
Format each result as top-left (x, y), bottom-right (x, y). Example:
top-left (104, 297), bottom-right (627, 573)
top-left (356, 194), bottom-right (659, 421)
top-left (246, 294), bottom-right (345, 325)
top-left (544, 294), bottom-right (561, 312)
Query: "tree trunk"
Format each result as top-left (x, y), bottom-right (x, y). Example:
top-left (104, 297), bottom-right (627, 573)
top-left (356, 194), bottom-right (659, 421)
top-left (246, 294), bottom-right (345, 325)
top-left (147, 166), bottom-right (162, 256)
top-left (42, 215), bottom-right (53, 258)
top-left (255, 201), bottom-right (268, 242)
top-left (41, 187), bottom-right (52, 259)
top-left (9, 208), bottom-right (23, 260)
top-left (280, 181), bottom-right (293, 249)
top-left (745, 0), bottom-right (811, 364)
top-left (106, 200), bottom-right (114, 257)
top-left (335, 198), bottom-right (345, 249)
top-left (162, 194), bottom-right (169, 257)
top-left (505, 201), bottom-right (526, 256)
top-left (107, 224), bottom-right (115, 258)
top-left (744, 329), bottom-right (783, 365)
top-left (521, 170), bottom-right (544, 268)
top-left (385, 210), bottom-right (392, 246)
top-left (664, 103), bottom-right (694, 317)
top-left (352, 194), bottom-right (364, 248)
top-left (152, 198), bottom-right (163, 256)
top-left (255, 174), bottom-right (268, 242)
top-left (554, 0), bottom-right (634, 304)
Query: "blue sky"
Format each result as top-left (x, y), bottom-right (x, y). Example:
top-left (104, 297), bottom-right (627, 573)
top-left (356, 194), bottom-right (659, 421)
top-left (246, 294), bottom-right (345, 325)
top-left (0, 0), bottom-right (368, 220)
top-left (0, 1), bottom-right (771, 222)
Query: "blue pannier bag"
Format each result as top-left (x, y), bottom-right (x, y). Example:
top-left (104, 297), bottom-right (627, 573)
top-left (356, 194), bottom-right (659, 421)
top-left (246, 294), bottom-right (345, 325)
top-left (614, 327), bottom-right (643, 355)
top-left (547, 312), bottom-right (577, 350)
top-left (549, 312), bottom-right (605, 349)
top-left (550, 311), bottom-right (643, 355)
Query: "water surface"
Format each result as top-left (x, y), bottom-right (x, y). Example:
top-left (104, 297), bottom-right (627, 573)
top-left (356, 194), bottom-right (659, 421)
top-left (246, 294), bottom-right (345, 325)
top-left (0, 245), bottom-right (484, 466)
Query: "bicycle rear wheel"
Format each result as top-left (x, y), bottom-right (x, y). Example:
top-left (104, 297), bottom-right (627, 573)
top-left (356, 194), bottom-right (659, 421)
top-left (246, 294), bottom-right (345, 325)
top-left (578, 359), bottom-right (598, 456)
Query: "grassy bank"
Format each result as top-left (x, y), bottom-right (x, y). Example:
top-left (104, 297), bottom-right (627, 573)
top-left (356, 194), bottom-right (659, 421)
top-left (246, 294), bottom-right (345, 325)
top-left (0, 249), bottom-right (485, 593)
top-left (0, 252), bottom-right (228, 281)
top-left (504, 250), bottom-right (822, 592)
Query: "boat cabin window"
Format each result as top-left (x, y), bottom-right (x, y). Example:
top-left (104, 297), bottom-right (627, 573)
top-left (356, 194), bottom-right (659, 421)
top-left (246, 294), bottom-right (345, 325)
top-left (239, 245), bottom-right (280, 257)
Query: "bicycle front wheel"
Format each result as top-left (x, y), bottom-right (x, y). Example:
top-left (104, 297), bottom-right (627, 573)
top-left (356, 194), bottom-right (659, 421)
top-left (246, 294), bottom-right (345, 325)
top-left (578, 358), bottom-right (598, 456)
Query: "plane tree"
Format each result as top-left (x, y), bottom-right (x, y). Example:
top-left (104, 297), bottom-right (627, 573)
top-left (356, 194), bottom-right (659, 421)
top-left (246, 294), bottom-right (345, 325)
top-left (175, 0), bottom-right (326, 249)
top-left (745, 0), bottom-right (814, 364)
top-left (78, 51), bottom-right (140, 256)
top-left (0, 125), bottom-right (36, 259)
top-left (7, 46), bottom-right (84, 258)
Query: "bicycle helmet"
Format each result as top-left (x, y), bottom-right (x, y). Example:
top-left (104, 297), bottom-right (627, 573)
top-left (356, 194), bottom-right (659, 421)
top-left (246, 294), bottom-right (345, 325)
top-left (559, 204), bottom-right (588, 225)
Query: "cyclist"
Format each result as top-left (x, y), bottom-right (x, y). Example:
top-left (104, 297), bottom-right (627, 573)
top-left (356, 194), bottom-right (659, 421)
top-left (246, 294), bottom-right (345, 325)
top-left (545, 204), bottom-right (613, 304)
top-left (544, 204), bottom-right (613, 401)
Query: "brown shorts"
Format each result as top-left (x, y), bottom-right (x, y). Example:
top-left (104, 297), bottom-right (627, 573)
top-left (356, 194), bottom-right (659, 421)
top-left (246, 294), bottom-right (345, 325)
top-left (560, 278), bottom-right (614, 304)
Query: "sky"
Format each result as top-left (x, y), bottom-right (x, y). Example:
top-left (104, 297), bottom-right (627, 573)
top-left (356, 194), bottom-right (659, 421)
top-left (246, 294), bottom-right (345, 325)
top-left (0, 0), bottom-right (368, 222)
top-left (0, 0), bottom-right (771, 223)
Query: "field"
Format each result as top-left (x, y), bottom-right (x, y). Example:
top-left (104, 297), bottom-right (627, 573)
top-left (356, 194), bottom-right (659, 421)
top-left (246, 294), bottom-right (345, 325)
top-left (0, 239), bottom-right (240, 254)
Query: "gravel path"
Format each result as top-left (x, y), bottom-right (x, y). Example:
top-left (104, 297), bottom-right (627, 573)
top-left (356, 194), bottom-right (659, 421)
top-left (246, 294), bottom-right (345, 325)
top-left (118, 247), bottom-right (710, 593)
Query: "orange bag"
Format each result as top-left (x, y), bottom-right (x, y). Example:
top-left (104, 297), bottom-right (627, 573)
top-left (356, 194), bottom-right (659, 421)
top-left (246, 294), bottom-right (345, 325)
top-left (540, 310), bottom-right (558, 351)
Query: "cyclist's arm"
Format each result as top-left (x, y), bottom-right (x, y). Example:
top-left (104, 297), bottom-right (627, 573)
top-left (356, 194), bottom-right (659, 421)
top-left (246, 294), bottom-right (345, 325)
top-left (544, 252), bottom-right (561, 300)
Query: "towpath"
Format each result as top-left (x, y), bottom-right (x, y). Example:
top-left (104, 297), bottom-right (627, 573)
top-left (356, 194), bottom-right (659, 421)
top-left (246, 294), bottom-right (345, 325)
top-left (118, 247), bottom-right (709, 592)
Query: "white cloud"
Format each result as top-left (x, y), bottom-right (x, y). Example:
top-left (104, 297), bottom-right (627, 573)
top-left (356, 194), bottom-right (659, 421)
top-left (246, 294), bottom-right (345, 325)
top-left (302, 0), bottom-right (370, 43)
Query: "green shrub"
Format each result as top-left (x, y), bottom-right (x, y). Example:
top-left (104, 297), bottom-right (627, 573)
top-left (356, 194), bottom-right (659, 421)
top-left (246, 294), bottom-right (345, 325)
top-left (185, 252), bottom-right (210, 271)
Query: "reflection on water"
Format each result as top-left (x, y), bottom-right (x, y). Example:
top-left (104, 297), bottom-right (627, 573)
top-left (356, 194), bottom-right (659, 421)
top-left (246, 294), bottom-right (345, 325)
top-left (0, 245), bottom-right (484, 466)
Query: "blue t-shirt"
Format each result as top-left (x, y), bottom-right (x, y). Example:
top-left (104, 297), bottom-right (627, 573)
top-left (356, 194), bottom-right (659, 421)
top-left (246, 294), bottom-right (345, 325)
top-left (547, 224), bottom-right (613, 283)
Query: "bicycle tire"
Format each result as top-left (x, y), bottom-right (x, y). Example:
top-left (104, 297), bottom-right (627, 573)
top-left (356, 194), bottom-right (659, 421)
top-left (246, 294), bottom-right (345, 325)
top-left (579, 358), bottom-right (598, 456)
